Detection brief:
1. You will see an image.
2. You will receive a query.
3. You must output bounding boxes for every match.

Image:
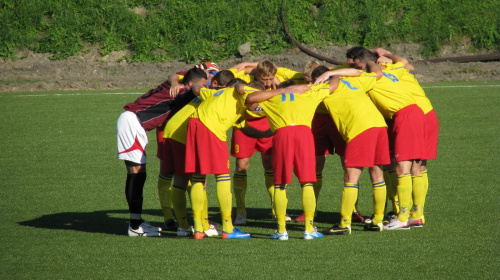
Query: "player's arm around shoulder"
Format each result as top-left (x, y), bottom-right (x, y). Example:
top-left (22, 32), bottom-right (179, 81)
top-left (245, 84), bottom-right (310, 105)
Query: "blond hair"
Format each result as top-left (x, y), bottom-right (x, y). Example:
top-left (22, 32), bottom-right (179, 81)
top-left (255, 60), bottom-right (277, 78)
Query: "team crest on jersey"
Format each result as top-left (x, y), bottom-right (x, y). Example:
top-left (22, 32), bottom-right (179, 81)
top-left (214, 90), bottom-right (224, 97)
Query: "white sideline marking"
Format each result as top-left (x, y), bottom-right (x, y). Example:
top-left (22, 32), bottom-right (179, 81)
top-left (422, 84), bottom-right (500, 89)
top-left (3, 84), bottom-right (500, 97)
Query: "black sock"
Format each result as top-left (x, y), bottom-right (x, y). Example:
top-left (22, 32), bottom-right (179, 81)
top-left (125, 172), bottom-right (147, 228)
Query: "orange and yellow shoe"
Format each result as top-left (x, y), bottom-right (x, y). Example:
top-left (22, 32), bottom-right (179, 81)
top-left (194, 231), bottom-right (207, 240)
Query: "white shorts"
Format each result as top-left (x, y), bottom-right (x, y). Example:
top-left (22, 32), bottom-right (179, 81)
top-left (116, 111), bottom-right (148, 164)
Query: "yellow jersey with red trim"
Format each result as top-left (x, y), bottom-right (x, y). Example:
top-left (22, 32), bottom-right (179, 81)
top-left (257, 83), bottom-right (331, 132)
top-left (366, 62), bottom-right (416, 119)
top-left (196, 87), bottom-right (250, 141)
top-left (163, 97), bottom-right (201, 144)
top-left (323, 75), bottom-right (386, 142)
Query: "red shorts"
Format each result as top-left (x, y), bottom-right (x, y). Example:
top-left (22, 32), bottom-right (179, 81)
top-left (423, 109), bottom-right (439, 160)
top-left (231, 117), bottom-right (273, 158)
top-left (391, 104), bottom-right (425, 161)
top-left (343, 127), bottom-right (391, 168)
top-left (185, 118), bottom-right (230, 175)
top-left (161, 139), bottom-right (188, 176)
top-left (156, 127), bottom-right (167, 160)
top-left (272, 126), bottom-right (317, 185)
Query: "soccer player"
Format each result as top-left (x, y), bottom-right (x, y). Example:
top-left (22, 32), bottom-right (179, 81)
top-left (228, 60), bottom-right (303, 225)
top-left (161, 70), bottom-right (236, 238)
top-left (375, 49), bottom-right (439, 226)
top-left (116, 67), bottom-right (207, 237)
top-left (351, 48), bottom-right (426, 230)
top-left (313, 66), bottom-right (391, 234)
top-left (242, 67), bottom-right (360, 240)
top-left (156, 64), bottom-right (220, 232)
top-left (184, 71), bottom-right (254, 239)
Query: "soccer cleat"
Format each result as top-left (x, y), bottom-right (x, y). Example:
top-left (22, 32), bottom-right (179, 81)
top-left (204, 224), bottom-right (220, 237)
top-left (234, 213), bottom-right (247, 225)
top-left (383, 211), bottom-right (398, 225)
top-left (294, 213), bottom-right (306, 222)
top-left (140, 221), bottom-right (162, 232)
top-left (304, 227), bottom-right (323, 240)
top-left (364, 222), bottom-right (384, 232)
top-left (352, 211), bottom-right (365, 223)
top-left (128, 222), bottom-right (161, 237)
top-left (163, 219), bottom-right (178, 232)
top-left (383, 219), bottom-right (410, 230)
top-left (294, 212), bottom-right (317, 223)
top-left (222, 227), bottom-right (251, 239)
top-left (364, 215), bottom-right (374, 224)
top-left (409, 217), bottom-right (424, 227)
top-left (270, 230), bottom-right (289, 240)
top-left (176, 226), bottom-right (194, 237)
top-left (324, 224), bottom-right (351, 235)
top-left (194, 231), bottom-right (207, 240)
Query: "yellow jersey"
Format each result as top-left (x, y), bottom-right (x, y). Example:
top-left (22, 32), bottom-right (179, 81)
top-left (258, 83), bottom-right (331, 132)
top-left (196, 87), bottom-right (251, 141)
top-left (366, 62), bottom-right (416, 120)
top-left (163, 97), bottom-right (202, 144)
top-left (323, 75), bottom-right (387, 142)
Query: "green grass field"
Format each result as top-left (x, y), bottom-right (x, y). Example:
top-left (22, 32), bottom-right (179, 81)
top-left (1, 81), bottom-right (499, 279)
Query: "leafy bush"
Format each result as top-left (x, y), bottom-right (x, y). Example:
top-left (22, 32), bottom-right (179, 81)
top-left (1, 0), bottom-right (498, 62)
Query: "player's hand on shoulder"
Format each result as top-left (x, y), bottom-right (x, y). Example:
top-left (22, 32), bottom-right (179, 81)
top-left (169, 83), bottom-right (185, 97)
top-left (287, 84), bottom-right (310, 94)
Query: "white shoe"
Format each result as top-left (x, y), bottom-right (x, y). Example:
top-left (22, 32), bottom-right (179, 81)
top-left (383, 218), bottom-right (410, 230)
top-left (128, 222), bottom-right (162, 237)
top-left (140, 221), bottom-right (162, 232)
top-left (177, 226), bottom-right (194, 237)
top-left (304, 227), bottom-right (323, 240)
top-left (205, 224), bottom-right (220, 237)
top-left (270, 230), bottom-right (289, 240)
top-left (234, 213), bottom-right (247, 225)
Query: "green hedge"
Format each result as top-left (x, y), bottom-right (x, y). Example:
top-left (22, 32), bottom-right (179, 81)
top-left (1, 0), bottom-right (499, 62)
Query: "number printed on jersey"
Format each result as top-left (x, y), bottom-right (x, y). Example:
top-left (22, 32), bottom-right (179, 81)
top-left (382, 72), bottom-right (399, 82)
top-left (280, 93), bottom-right (295, 102)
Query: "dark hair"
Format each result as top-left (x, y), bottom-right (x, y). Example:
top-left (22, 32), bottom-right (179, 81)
top-left (277, 80), bottom-right (296, 89)
top-left (247, 81), bottom-right (265, 91)
top-left (353, 48), bottom-right (378, 63)
top-left (346, 46), bottom-right (366, 59)
top-left (311, 65), bottom-right (330, 82)
top-left (182, 67), bottom-right (208, 86)
top-left (212, 70), bottom-right (235, 87)
top-left (227, 78), bottom-right (247, 87)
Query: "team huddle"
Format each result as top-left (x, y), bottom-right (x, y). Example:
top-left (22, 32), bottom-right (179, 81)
top-left (116, 46), bottom-right (439, 240)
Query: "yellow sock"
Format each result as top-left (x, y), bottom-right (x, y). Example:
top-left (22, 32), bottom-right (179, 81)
top-left (372, 181), bottom-right (387, 224)
top-left (233, 172), bottom-right (247, 215)
top-left (202, 190), bottom-right (211, 231)
top-left (314, 173), bottom-right (323, 205)
top-left (340, 183), bottom-right (358, 228)
top-left (301, 183), bottom-right (316, 233)
top-left (171, 185), bottom-right (189, 229)
top-left (274, 185), bottom-right (288, 233)
top-left (190, 175), bottom-right (206, 233)
top-left (216, 174), bottom-right (233, 233)
top-left (387, 170), bottom-right (399, 213)
top-left (421, 169), bottom-right (428, 223)
top-left (158, 174), bottom-right (173, 221)
top-left (265, 170), bottom-right (275, 215)
top-left (411, 175), bottom-right (425, 219)
top-left (397, 174), bottom-right (412, 221)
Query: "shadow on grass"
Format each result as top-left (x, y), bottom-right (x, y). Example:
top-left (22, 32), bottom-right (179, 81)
top-left (18, 207), bottom-right (341, 237)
